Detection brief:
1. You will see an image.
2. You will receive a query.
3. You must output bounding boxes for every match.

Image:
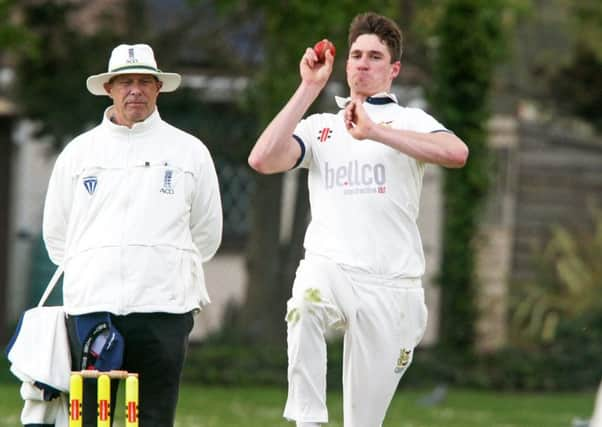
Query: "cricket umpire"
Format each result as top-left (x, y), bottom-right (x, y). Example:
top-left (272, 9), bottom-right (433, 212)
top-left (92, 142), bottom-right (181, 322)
top-left (42, 43), bottom-right (223, 426)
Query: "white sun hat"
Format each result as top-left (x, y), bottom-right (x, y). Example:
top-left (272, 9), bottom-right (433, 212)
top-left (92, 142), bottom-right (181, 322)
top-left (86, 43), bottom-right (181, 96)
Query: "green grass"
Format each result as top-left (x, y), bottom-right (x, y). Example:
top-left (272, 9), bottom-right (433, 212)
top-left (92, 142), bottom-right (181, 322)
top-left (0, 379), bottom-right (595, 427)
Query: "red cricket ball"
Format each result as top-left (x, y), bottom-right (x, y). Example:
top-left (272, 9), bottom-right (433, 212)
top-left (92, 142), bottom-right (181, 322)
top-left (313, 39), bottom-right (336, 62)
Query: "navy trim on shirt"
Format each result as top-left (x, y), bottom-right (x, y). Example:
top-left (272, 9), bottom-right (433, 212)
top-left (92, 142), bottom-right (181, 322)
top-left (292, 134), bottom-right (306, 169)
top-left (366, 96), bottom-right (396, 105)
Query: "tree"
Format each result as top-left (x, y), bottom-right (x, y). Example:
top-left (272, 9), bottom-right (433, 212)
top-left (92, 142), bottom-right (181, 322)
top-left (564, 0), bottom-right (602, 61)
top-left (0, 0), bottom-right (36, 345)
top-left (0, 0), bottom-right (35, 54)
top-left (14, 1), bottom-right (123, 148)
top-left (13, 0), bottom-right (258, 152)
top-left (430, 0), bottom-right (506, 352)
top-left (548, 1), bottom-right (602, 132)
top-left (549, 43), bottom-right (602, 132)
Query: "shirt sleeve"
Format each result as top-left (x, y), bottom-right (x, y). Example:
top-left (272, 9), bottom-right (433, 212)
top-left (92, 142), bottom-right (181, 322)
top-left (292, 115), bottom-right (316, 169)
top-left (402, 108), bottom-right (451, 134)
top-left (189, 144), bottom-right (223, 262)
top-left (42, 151), bottom-right (73, 266)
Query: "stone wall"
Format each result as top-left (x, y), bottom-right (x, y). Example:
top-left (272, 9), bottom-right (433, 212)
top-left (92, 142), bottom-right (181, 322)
top-left (511, 124), bottom-right (602, 283)
top-left (475, 116), bottom-right (602, 352)
top-left (475, 115), bottom-right (519, 352)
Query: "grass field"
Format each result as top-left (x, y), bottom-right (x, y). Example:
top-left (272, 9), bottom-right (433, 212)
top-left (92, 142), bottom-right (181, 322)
top-left (0, 379), bottom-right (596, 427)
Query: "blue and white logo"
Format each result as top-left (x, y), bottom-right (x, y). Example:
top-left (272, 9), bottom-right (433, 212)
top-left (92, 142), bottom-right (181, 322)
top-left (83, 176), bottom-right (97, 195)
top-left (160, 170), bottom-right (174, 194)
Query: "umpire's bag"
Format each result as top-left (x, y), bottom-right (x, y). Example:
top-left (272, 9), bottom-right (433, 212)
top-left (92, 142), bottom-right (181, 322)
top-left (66, 312), bottom-right (124, 371)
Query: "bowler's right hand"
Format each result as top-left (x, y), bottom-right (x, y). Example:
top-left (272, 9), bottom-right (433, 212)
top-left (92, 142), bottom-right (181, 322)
top-left (299, 45), bottom-right (334, 89)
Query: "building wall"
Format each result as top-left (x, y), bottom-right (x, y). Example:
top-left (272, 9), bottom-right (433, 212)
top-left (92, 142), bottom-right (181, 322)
top-left (417, 164), bottom-right (443, 345)
top-left (475, 115), bottom-right (519, 352)
top-left (190, 252), bottom-right (246, 340)
top-left (512, 123), bottom-right (602, 283)
top-left (474, 116), bottom-right (602, 352)
top-left (7, 122), bottom-right (55, 320)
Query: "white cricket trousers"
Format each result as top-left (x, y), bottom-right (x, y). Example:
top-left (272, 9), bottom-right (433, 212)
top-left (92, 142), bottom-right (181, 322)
top-left (283, 255), bottom-right (428, 427)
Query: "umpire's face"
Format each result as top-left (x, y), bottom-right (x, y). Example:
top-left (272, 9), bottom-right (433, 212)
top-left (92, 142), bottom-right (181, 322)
top-left (104, 73), bottom-right (163, 128)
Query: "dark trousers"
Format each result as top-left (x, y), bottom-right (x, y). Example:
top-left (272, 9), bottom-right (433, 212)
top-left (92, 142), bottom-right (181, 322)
top-left (66, 312), bottom-right (194, 427)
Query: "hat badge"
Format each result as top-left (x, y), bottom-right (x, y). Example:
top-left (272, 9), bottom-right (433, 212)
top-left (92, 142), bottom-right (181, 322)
top-left (126, 48), bottom-right (138, 64)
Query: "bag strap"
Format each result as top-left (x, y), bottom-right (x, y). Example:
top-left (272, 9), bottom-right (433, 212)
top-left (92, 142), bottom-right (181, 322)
top-left (37, 265), bottom-right (64, 307)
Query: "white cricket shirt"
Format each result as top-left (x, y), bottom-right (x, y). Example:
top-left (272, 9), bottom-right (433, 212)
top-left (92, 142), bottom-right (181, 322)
top-left (293, 96), bottom-right (448, 279)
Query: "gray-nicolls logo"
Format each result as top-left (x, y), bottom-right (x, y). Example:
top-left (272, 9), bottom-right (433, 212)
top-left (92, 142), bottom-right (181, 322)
top-left (324, 161), bottom-right (386, 194)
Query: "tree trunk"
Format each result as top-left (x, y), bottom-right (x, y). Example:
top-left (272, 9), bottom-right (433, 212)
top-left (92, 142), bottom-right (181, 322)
top-left (241, 173), bottom-right (286, 345)
top-left (282, 170), bottom-right (309, 285)
top-left (240, 169), bottom-right (310, 347)
top-left (0, 116), bottom-right (14, 344)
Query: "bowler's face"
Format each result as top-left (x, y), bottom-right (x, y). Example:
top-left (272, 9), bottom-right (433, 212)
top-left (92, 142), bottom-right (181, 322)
top-left (346, 34), bottom-right (400, 99)
top-left (104, 74), bottom-right (162, 127)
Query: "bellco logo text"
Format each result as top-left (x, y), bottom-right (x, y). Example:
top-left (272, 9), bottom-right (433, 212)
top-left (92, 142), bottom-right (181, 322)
top-left (324, 161), bottom-right (387, 194)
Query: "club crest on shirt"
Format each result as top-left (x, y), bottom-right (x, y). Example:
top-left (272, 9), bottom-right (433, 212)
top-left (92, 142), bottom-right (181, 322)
top-left (83, 176), bottom-right (97, 195)
top-left (394, 348), bottom-right (412, 373)
top-left (317, 127), bottom-right (333, 142)
top-left (160, 169), bottom-right (175, 194)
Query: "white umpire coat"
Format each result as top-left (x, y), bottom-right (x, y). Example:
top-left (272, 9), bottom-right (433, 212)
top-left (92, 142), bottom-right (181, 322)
top-left (43, 108), bottom-right (223, 316)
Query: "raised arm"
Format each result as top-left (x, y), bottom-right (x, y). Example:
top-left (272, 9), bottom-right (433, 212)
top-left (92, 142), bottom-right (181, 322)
top-left (248, 46), bottom-right (335, 174)
top-left (344, 100), bottom-right (469, 168)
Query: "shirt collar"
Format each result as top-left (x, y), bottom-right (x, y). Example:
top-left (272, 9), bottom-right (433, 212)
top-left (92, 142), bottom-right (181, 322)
top-left (103, 106), bottom-right (161, 134)
top-left (334, 92), bottom-right (398, 109)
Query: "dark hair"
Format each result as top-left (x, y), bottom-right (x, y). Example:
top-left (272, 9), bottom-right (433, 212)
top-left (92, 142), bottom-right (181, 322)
top-left (348, 12), bottom-right (402, 62)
